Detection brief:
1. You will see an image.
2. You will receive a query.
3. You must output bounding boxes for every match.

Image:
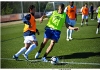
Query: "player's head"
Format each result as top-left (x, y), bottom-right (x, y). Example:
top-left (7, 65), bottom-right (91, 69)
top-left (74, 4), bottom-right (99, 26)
top-left (29, 5), bottom-right (35, 15)
top-left (69, 1), bottom-right (74, 6)
top-left (91, 3), bottom-right (93, 6)
top-left (58, 3), bottom-right (65, 14)
top-left (84, 3), bottom-right (88, 7)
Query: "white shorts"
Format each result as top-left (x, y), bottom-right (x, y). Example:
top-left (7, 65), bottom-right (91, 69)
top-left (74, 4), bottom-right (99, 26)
top-left (97, 17), bottom-right (100, 23)
top-left (24, 35), bottom-right (37, 43)
top-left (82, 15), bottom-right (88, 19)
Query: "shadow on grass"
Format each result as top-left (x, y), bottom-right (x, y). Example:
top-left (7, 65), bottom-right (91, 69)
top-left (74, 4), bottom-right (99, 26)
top-left (75, 37), bottom-right (100, 40)
top-left (57, 52), bottom-right (100, 59)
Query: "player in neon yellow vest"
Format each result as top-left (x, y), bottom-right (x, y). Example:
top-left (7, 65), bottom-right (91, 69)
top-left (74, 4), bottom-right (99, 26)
top-left (35, 3), bottom-right (79, 62)
top-left (96, 6), bottom-right (100, 34)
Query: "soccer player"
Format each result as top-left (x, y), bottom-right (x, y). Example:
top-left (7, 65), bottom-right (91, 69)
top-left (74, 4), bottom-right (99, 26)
top-left (13, 5), bottom-right (39, 60)
top-left (90, 3), bottom-right (94, 20)
top-left (35, 3), bottom-right (79, 62)
top-left (96, 5), bottom-right (100, 34)
top-left (81, 3), bottom-right (89, 26)
top-left (64, 1), bottom-right (77, 41)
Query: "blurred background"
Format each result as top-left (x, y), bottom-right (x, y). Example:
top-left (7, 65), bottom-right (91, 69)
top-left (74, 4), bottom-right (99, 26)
top-left (1, 1), bottom-right (100, 22)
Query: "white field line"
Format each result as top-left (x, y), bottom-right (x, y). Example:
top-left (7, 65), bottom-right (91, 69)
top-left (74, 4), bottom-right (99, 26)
top-left (1, 58), bottom-right (100, 66)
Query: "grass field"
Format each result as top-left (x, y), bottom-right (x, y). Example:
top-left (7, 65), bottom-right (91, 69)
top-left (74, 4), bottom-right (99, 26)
top-left (1, 15), bottom-right (100, 68)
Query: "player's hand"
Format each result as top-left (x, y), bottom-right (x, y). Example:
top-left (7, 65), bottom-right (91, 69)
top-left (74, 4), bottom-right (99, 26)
top-left (40, 18), bottom-right (43, 23)
top-left (74, 27), bottom-right (79, 31)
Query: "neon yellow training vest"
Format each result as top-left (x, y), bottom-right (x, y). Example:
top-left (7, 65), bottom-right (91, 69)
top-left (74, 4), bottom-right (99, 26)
top-left (97, 6), bottom-right (100, 18)
top-left (47, 11), bottom-right (66, 31)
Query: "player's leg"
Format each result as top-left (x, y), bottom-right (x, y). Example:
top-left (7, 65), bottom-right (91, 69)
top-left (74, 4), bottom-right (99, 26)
top-left (66, 19), bottom-right (71, 41)
top-left (81, 15), bottom-right (84, 26)
top-left (35, 28), bottom-right (50, 59)
top-left (66, 28), bottom-right (70, 41)
top-left (13, 36), bottom-right (31, 60)
top-left (69, 19), bottom-right (76, 40)
top-left (23, 35), bottom-right (37, 60)
top-left (35, 38), bottom-right (49, 59)
top-left (85, 15), bottom-right (88, 26)
top-left (96, 18), bottom-right (100, 34)
top-left (41, 30), bottom-right (60, 62)
top-left (41, 40), bottom-right (56, 62)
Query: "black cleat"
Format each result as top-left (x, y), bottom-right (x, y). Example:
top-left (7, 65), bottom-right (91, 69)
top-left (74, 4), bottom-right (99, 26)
top-left (13, 55), bottom-right (18, 60)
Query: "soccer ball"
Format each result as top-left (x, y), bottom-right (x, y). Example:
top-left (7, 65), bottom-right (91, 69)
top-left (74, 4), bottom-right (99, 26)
top-left (51, 56), bottom-right (59, 65)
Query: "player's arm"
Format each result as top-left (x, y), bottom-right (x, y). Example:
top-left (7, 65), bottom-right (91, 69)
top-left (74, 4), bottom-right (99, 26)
top-left (65, 15), bottom-right (79, 31)
top-left (36, 29), bottom-right (40, 35)
top-left (40, 11), bottom-right (53, 23)
top-left (22, 14), bottom-right (31, 28)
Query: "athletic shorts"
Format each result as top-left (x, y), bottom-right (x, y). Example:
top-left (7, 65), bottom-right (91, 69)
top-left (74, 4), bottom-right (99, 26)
top-left (44, 27), bottom-right (61, 43)
top-left (24, 35), bottom-right (37, 43)
top-left (82, 15), bottom-right (88, 19)
top-left (68, 19), bottom-right (76, 27)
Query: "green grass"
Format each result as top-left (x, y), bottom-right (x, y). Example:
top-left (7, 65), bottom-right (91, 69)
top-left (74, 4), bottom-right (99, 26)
top-left (1, 15), bottom-right (100, 68)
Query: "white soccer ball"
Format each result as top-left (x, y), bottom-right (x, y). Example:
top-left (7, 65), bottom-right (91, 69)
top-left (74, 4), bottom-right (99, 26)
top-left (51, 56), bottom-right (59, 65)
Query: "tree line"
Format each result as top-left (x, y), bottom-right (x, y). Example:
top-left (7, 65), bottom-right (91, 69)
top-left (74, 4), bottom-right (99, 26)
top-left (1, 2), bottom-right (48, 15)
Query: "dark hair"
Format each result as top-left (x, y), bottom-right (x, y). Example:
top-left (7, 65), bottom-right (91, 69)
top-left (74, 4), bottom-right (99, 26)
top-left (29, 5), bottom-right (35, 12)
top-left (59, 3), bottom-right (65, 10)
top-left (70, 1), bottom-right (74, 4)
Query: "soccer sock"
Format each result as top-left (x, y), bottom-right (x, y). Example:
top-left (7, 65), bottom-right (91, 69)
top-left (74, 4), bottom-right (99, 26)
top-left (15, 47), bottom-right (26, 57)
top-left (96, 28), bottom-right (99, 33)
top-left (25, 44), bottom-right (36, 56)
top-left (38, 42), bottom-right (45, 53)
top-left (69, 30), bottom-right (72, 38)
top-left (85, 22), bottom-right (87, 24)
top-left (43, 53), bottom-right (47, 58)
top-left (69, 30), bottom-right (73, 38)
top-left (81, 23), bottom-right (83, 25)
top-left (67, 29), bottom-right (69, 39)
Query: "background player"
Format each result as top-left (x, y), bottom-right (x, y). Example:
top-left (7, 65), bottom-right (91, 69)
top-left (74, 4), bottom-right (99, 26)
top-left (64, 1), bottom-right (77, 41)
top-left (81, 3), bottom-right (89, 26)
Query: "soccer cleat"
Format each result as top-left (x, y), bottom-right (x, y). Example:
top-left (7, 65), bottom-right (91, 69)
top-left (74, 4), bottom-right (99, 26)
top-left (66, 38), bottom-right (70, 41)
top-left (69, 37), bottom-right (73, 40)
top-left (13, 55), bottom-right (18, 60)
top-left (23, 54), bottom-right (28, 61)
top-left (41, 57), bottom-right (48, 62)
top-left (35, 52), bottom-right (40, 59)
top-left (96, 31), bottom-right (98, 34)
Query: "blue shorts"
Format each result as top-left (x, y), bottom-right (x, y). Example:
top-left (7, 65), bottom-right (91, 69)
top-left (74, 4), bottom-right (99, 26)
top-left (44, 27), bottom-right (61, 42)
top-left (68, 19), bottom-right (76, 27)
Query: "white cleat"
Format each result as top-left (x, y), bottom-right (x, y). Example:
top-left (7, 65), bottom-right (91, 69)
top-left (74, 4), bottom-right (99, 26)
top-left (69, 37), bottom-right (73, 40)
top-left (35, 52), bottom-right (40, 59)
top-left (66, 38), bottom-right (70, 41)
top-left (96, 31), bottom-right (98, 34)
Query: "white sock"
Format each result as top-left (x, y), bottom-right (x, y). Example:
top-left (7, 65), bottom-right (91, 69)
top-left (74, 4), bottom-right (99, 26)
top-left (25, 44), bottom-right (36, 56)
top-left (85, 22), bottom-right (88, 24)
top-left (67, 29), bottom-right (69, 39)
top-left (81, 23), bottom-right (83, 25)
top-left (96, 28), bottom-right (99, 33)
top-left (15, 47), bottom-right (26, 57)
top-left (69, 30), bottom-right (73, 38)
